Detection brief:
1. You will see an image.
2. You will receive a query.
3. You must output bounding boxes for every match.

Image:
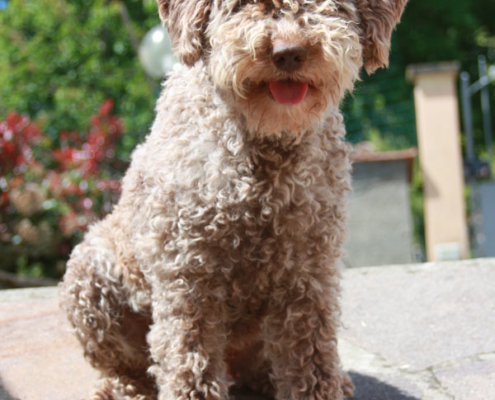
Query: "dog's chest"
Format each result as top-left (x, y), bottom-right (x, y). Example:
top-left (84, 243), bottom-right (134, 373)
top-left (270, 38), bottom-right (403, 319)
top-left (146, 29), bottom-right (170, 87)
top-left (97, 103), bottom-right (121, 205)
top-left (151, 127), bottom-right (349, 287)
top-left (208, 145), bottom-right (337, 266)
top-left (215, 155), bottom-right (337, 321)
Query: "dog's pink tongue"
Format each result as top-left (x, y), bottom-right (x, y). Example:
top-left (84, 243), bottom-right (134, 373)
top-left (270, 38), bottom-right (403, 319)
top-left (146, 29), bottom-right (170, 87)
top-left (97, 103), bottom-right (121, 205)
top-left (269, 80), bottom-right (308, 105)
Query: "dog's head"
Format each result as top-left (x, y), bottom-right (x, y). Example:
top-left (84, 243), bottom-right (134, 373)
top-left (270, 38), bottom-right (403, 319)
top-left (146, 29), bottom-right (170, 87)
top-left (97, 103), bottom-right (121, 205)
top-left (157, 0), bottom-right (407, 137)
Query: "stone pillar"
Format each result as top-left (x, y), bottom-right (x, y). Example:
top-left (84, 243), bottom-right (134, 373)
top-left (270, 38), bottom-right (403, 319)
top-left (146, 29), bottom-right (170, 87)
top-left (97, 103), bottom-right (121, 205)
top-left (407, 62), bottom-right (469, 261)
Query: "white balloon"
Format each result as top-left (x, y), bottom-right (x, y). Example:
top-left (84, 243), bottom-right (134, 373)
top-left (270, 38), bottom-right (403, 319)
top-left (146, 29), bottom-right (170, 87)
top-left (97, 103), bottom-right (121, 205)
top-left (139, 25), bottom-right (180, 79)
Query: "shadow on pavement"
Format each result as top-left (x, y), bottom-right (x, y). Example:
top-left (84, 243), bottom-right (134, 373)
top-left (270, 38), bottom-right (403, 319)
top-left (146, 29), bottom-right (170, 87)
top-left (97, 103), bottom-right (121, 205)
top-left (231, 387), bottom-right (272, 400)
top-left (349, 372), bottom-right (420, 400)
top-left (230, 371), bottom-right (420, 400)
top-left (0, 377), bottom-right (17, 400)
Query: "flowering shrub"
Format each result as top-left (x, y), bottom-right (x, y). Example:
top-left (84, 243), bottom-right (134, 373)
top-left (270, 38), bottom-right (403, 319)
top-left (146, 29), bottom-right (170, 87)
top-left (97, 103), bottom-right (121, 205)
top-left (0, 101), bottom-right (124, 278)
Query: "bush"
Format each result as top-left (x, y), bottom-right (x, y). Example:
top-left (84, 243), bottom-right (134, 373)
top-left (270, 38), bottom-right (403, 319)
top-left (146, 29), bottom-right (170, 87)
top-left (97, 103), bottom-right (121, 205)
top-left (0, 0), bottom-right (157, 159)
top-left (0, 101), bottom-right (124, 279)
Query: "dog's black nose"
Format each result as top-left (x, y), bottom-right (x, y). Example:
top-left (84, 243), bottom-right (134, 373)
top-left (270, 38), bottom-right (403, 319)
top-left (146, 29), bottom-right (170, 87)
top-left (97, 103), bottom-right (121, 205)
top-left (272, 44), bottom-right (308, 71)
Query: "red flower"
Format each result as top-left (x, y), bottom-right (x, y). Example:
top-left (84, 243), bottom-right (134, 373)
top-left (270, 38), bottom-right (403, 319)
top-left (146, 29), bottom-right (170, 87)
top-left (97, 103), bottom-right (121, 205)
top-left (0, 112), bottom-right (42, 173)
top-left (0, 191), bottom-right (8, 208)
top-left (96, 179), bottom-right (121, 191)
top-left (54, 99), bottom-right (125, 177)
top-left (99, 99), bottom-right (115, 117)
top-left (53, 147), bottom-right (80, 169)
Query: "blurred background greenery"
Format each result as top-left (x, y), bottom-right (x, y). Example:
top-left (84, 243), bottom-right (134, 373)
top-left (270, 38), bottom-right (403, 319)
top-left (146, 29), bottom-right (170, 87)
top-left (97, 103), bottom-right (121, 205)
top-left (0, 0), bottom-right (494, 284)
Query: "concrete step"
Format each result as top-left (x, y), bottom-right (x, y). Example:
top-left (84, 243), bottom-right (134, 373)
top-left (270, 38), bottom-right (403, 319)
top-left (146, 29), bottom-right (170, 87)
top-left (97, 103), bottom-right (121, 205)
top-left (1, 259), bottom-right (494, 400)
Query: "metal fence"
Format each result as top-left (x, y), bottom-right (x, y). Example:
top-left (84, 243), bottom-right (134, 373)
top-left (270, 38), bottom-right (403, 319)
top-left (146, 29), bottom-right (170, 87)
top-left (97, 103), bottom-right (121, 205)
top-left (460, 55), bottom-right (495, 257)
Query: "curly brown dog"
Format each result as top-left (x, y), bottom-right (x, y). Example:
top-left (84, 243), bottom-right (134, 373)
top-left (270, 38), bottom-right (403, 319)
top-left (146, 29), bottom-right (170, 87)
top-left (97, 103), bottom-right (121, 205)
top-left (60, 1), bottom-right (407, 399)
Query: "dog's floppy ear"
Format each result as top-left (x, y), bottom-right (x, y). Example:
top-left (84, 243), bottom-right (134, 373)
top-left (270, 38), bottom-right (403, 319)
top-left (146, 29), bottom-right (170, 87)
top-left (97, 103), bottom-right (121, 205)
top-left (356, 0), bottom-right (408, 74)
top-left (156, 0), bottom-right (212, 66)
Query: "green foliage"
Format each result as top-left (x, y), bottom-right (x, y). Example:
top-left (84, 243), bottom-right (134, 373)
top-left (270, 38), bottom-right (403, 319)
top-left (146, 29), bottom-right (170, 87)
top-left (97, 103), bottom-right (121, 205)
top-left (343, 0), bottom-right (495, 151)
top-left (409, 159), bottom-right (426, 256)
top-left (0, 0), bottom-right (159, 159)
top-left (1, 0), bottom-right (493, 153)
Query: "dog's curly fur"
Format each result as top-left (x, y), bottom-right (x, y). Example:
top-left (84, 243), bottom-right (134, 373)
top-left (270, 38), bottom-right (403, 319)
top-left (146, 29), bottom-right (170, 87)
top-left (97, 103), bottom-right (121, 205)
top-left (59, 1), bottom-right (407, 399)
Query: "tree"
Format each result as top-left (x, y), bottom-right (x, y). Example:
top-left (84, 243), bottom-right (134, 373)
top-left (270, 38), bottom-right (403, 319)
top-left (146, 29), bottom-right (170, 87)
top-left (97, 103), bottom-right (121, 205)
top-left (0, 0), bottom-right (159, 159)
top-left (343, 0), bottom-right (495, 151)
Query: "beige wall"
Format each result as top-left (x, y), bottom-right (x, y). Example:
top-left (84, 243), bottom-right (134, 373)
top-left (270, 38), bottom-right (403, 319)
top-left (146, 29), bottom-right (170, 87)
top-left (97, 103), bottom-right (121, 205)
top-left (408, 64), bottom-right (469, 261)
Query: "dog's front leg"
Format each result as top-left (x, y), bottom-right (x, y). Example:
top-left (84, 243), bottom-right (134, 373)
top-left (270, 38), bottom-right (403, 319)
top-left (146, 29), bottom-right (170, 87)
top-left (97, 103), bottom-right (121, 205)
top-left (263, 275), bottom-right (346, 400)
top-left (147, 278), bottom-right (231, 400)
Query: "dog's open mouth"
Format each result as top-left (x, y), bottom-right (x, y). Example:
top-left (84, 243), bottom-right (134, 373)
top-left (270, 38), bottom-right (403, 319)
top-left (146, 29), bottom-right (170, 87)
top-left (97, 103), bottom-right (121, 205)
top-left (268, 80), bottom-right (309, 105)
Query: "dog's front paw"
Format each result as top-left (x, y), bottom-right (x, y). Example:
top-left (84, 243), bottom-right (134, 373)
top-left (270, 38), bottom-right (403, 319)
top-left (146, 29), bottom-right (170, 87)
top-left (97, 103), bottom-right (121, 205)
top-left (91, 377), bottom-right (154, 400)
top-left (155, 376), bottom-right (229, 400)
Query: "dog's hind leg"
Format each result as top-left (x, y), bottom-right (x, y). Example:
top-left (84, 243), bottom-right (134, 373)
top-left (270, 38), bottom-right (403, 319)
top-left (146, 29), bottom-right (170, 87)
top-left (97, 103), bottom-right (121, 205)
top-left (90, 375), bottom-right (154, 400)
top-left (59, 226), bottom-right (155, 400)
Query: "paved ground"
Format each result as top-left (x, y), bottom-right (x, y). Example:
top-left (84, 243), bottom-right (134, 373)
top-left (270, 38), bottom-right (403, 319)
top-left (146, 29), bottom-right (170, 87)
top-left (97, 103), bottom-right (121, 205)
top-left (340, 259), bottom-right (495, 400)
top-left (0, 259), bottom-right (494, 400)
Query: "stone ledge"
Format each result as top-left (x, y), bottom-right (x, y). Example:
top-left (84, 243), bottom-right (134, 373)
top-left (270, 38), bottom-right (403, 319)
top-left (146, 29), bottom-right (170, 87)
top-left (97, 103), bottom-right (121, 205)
top-left (1, 259), bottom-right (494, 400)
top-left (406, 62), bottom-right (461, 81)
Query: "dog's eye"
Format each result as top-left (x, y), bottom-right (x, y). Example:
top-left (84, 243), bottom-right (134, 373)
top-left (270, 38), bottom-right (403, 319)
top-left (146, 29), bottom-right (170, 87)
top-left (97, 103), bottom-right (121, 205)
top-left (231, 0), bottom-right (276, 18)
top-left (319, 1), bottom-right (355, 20)
top-left (228, 0), bottom-right (249, 14)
